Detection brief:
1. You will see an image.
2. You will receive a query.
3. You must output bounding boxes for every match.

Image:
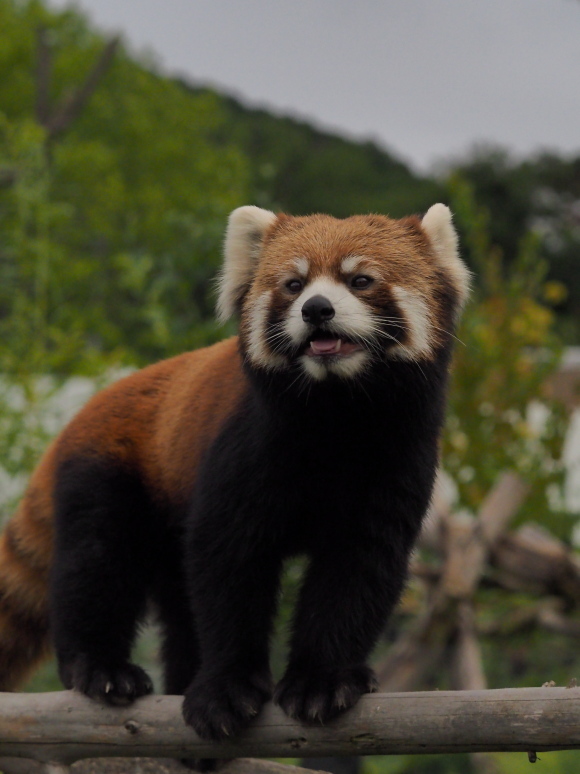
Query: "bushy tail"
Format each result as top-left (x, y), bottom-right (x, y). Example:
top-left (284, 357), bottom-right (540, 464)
top-left (0, 478), bottom-right (54, 690)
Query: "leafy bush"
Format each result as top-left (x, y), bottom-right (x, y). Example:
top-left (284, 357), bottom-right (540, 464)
top-left (443, 174), bottom-right (570, 535)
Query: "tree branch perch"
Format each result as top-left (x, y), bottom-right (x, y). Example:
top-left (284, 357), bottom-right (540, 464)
top-left (2, 689), bottom-right (580, 765)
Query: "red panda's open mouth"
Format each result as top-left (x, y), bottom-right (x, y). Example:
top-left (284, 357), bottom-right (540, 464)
top-left (304, 338), bottom-right (363, 357)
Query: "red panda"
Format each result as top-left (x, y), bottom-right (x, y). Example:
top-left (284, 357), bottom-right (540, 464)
top-left (0, 205), bottom-right (469, 744)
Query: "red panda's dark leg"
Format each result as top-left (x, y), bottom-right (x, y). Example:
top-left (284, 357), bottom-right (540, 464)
top-left (181, 515), bottom-right (283, 740)
top-left (50, 457), bottom-right (154, 705)
top-left (274, 536), bottom-right (414, 723)
top-left (153, 563), bottom-right (201, 695)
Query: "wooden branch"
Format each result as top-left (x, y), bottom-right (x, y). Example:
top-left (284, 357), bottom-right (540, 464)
top-left (3, 689), bottom-right (580, 763)
top-left (441, 512), bottom-right (482, 598)
top-left (37, 35), bottom-right (119, 142)
top-left (450, 602), bottom-right (487, 691)
top-left (537, 604), bottom-right (580, 637)
top-left (35, 27), bottom-right (53, 125)
top-left (414, 520), bottom-right (580, 608)
top-left (492, 523), bottom-right (580, 601)
top-left (477, 472), bottom-right (529, 546)
top-left (379, 473), bottom-right (529, 691)
top-left (441, 473), bottom-right (529, 599)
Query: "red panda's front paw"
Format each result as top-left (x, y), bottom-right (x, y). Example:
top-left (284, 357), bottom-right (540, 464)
top-left (274, 664), bottom-right (378, 723)
top-left (182, 671), bottom-right (272, 740)
top-left (64, 656), bottom-right (153, 706)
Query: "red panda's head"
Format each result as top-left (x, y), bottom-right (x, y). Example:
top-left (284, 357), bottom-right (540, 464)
top-left (217, 206), bottom-right (470, 381)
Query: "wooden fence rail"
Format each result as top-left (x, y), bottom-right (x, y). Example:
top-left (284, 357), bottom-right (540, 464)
top-left (2, 688), bottom-right (580, 767)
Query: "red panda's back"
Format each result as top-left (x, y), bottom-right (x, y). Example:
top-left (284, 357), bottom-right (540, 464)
top-left (0, 336), bottom-right (246, 689)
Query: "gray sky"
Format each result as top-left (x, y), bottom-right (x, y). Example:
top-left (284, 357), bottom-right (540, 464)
top-left (48, 0), bottom-right (580, 172)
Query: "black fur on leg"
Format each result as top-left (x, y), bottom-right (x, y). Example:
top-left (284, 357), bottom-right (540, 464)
top-left (50, 456), bottom-right (158, 704)
top-left (153, 540), bottom-right (201, 696)
top-left (182, 450), bottom-right (283, 738)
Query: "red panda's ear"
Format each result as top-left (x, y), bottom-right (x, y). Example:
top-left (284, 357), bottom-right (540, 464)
top-left (421, 204), bottom-right (471, 313)
top-left (217, 206), bottom-right (278, 323)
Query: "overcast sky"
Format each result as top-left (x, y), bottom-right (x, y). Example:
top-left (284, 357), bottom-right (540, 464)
top-left (47, 0), bottom-right (580, 173)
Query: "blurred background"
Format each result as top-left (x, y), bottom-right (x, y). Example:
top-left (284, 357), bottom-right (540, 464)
top-left (0, 1), bottom-right (579, 773)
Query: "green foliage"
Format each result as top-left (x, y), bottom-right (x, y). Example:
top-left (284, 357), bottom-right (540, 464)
top-left (443, 174), bottom-right (569, 533)
top-left (0, 114), bottom-right (77, 519)
top-left (0, 5), bottom-right (578, 774)
top-left (362, 751), bottom-right (580, 774)
top-left (451, 146), bottom-right (580, 344)
top-left (367, 178), bottom-right (577, 774)
top-left (0, 0), bottom-right (250, 368)
top-left (201, 90), bottom-right (444, 218)
top-left (0, 114), bottom-right (105, 374)
top-left (0, 0), bottom-right (251, 516)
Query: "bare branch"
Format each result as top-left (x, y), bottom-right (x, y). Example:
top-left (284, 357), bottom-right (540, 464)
top-left (35, 27), bottom-right (53, 126)
top-left (450, 602), bottom-right (487, 691)
top-left (42, 37), bottom-right (119, 141)
top-left (3, 690), bottom-right (580, 763)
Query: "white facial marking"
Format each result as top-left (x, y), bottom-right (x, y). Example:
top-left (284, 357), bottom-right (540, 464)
top-left (301, 356), bottom-right (328, 381)
top-left (341, 255), bottom-right (365, 275)
top-left (293, 257), bottom-right (309, 278)
top-left (298, 348), bottom-right (370, 381)
top-left (389, 285), bottom-right (433, 361)
top-left (246, 290), bottom-right (286, 370)
top-left (327, 350), bottom-right (369, 379)
top-left (284, 277), bottom-right (376, 345)
top-left (282, 276), bottom-right (375, 380)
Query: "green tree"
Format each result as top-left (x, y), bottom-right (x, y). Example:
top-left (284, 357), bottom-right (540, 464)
top-left (204, 90), bottom-right (444, 218)
top-left (451, 146), bottom-right (580, 344)
top-left (444, 174), bottom-right (569, 531)
top-left (0, 0), bottom-right (250, 368)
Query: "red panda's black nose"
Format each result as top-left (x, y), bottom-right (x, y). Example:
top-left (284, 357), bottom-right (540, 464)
top-left (301, 295), bottom-right (335, 325)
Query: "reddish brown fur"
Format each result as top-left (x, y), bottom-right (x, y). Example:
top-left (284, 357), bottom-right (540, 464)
top-left (259, 214), bottom-right (434, 289)
top-left (0, 209), bottom-right (461, 693)
top-left (245, 213), bottom-right (450, 353)
top-left (0, 337), bottom-right (246, 688)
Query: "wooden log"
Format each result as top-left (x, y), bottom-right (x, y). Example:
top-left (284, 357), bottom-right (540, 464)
top-left (416, 522), bottom-right (580, 604)
top-left (3, 689), bottom-right (580, 763)
top-left (492, 524), bottom-right (580, 601)
top-left (537, 604), bottom-right (580, 637)
top-left (450, 602), bottom-right (487, 692)
top-left (477, 473), bottom-right (529, 546)
top-left (47, 38), bottom-right (120, 140)
top-left (378, 473), bottom-right (530, 691)
top-left (440, 473), bottom-right (529, 598)
top-left (441, 512), bottom-right (483, 598)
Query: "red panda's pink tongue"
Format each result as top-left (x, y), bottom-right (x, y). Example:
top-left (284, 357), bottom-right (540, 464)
top-left (306, 339), bottom-right (363, 357)
top-left (310, 339), bottom-right (341, 355)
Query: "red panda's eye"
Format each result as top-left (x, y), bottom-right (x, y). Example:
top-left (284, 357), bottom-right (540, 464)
top-left (351, 275), bottom-right (373, 290)
top-left (286, 279), bottom-right (303, 293)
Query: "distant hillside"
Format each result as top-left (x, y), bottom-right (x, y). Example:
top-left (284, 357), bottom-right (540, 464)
top-left (0, 0), bottom-right (577, 356)
top-left (183, 84), bottom-right (444, 219)
top-left (181, 84), bottom-right (580, 343)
